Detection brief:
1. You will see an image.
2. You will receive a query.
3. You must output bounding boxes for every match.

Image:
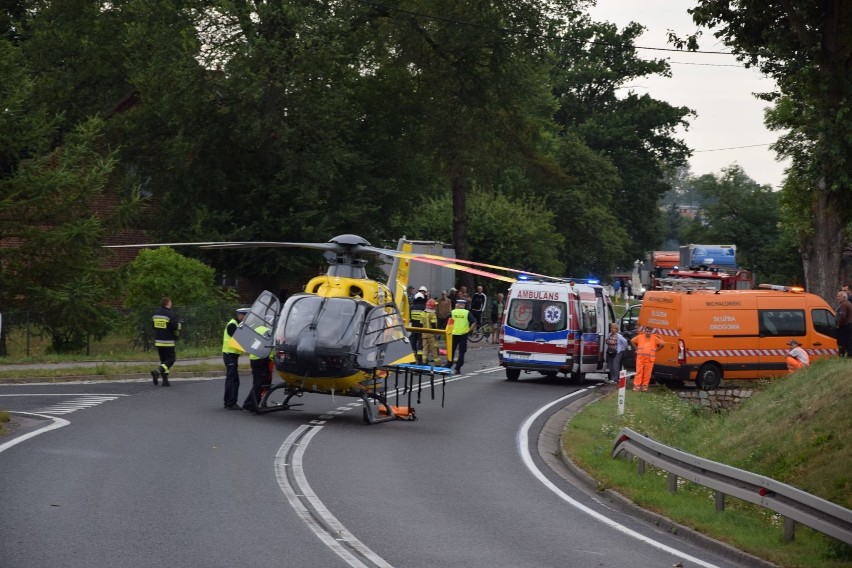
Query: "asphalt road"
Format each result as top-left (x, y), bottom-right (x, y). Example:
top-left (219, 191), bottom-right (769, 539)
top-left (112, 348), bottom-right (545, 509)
top-left (0, 346), bottom-right (749, 568)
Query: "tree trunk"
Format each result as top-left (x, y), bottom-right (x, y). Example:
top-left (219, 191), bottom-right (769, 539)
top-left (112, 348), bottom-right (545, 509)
top-left (800, 182), bottom-right (843, 304)
top-left (450, 172), bottom-right (474, 292)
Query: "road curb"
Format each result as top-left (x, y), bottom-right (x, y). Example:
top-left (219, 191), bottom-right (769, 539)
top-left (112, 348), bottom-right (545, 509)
top-left (544, 385), bottom-right (778, 568)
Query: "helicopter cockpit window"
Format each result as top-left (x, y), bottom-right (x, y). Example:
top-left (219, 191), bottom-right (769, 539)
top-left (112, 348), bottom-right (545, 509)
top-left (362, 307), bottom-right (406, 348)
top-left (242, 290), bottom-right (279, 336)
top-left (315, 298), bottom-right (365, 345)
top-left (244, 313), bottom-right (275, 336)
top-left (275, 296), bottom-right (317, 344)
top-left (275, 296), bottom-right (366, 348)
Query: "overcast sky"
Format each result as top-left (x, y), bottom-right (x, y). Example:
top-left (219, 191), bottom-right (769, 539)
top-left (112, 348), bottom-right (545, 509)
top-left (587, 0), bottom-right (789, 189)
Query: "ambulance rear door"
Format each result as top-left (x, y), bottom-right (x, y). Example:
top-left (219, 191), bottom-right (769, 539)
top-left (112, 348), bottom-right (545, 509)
top-left (577, 285), bottom-right (607, 372)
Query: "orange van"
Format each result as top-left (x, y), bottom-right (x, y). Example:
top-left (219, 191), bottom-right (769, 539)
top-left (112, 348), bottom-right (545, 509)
top-left (622, 286), bottom-right (838, 389)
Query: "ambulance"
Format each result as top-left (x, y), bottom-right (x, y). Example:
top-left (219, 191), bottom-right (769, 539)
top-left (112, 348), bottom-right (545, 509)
top-left (499, 279), bottom-right (615, 382)
top-left (623, 285), bottom-right (838, 390)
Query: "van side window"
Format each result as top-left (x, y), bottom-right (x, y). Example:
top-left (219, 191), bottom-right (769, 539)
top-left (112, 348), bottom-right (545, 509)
top-left (811, 309), bottom-right (837, 338)
top-left (758, 309), bottom-right (806, 337)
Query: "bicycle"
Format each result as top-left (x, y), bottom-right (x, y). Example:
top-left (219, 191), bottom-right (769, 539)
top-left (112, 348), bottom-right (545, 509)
top-left (468, 321), bottom-right (496, 343)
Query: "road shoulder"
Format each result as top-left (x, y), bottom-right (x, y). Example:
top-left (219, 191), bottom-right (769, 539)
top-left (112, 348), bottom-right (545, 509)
top-left (540, 386), bottom-right (777, 568)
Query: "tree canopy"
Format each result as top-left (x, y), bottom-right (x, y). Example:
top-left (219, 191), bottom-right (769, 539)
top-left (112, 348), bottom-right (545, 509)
top-left (678, 0), bottom-right (852, 302)
top-left (2, 1), bottom-right (763, 353)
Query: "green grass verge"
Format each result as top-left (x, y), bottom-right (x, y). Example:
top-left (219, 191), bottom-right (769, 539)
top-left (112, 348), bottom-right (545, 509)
top-left (563, 358), bottom-right (852, 567)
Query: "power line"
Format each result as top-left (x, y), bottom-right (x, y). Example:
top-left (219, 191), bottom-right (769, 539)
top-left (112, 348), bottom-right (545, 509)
top-left (694, 143), bottom-right (773, 153)
top-left (352, 0), bottom-right (746, 57)
top-left (667, 60), bottom-right (749, 68)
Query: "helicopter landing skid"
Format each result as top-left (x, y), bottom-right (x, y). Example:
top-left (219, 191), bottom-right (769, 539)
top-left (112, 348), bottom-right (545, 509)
top-left (256, 382), bottom-right (305, 414)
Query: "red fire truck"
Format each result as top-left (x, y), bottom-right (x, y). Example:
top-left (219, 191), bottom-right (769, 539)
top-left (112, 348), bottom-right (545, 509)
top-left (658, 268), bottom-right (754, 291)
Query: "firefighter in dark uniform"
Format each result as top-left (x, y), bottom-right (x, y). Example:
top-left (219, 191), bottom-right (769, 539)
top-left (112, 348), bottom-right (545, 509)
top-left (223, 308), bottom-right (249, 409)
top-left (409, 286), bottom-right (428, 364)
top-left (151, 296), bottom-right (181, 387)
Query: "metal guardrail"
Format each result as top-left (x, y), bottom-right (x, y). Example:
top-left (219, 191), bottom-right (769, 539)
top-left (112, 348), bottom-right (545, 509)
top-left (612, 427), bottom-right (852, 545)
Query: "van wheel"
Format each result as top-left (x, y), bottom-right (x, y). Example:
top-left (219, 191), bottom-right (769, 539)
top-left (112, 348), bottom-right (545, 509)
top-left (696, 363), bottom-right (722, 391)
top-left (569, 372), bottom-right (585, 385)
top-left (506, 369), bottom-right (521, 382)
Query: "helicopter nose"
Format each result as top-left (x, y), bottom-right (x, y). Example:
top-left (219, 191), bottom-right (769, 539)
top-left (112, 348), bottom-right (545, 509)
top-left (296, 330), bottom-right (318, 366)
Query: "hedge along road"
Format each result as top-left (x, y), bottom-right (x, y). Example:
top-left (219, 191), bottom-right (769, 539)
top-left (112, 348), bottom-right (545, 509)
top-left (0, 346), bottom-right (748, 568)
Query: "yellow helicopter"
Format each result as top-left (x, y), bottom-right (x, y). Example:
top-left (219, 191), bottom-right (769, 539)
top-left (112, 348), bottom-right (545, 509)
top-left (107, 234), bottom-right (520, 423)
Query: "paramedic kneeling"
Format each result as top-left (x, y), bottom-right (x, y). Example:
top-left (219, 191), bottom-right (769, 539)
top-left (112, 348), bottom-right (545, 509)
top-left (786, 339), bottom-right (810, 372)
top-left (630, 326), bottom-right (664, 392)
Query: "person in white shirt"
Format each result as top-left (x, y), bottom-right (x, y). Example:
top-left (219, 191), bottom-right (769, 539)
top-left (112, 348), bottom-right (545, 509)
top-left (786, 339), bottom-right (810, 372)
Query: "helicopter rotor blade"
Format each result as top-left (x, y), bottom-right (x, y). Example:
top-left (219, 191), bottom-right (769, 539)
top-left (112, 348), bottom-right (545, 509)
top-left (200, 242), bottom-right (339, 252)
top-left (103, 241), bottom-right (344, 252)
top-left (104, 238), bottom-right (555, 282)
top-left (103, 242), bottom-right (235, 248)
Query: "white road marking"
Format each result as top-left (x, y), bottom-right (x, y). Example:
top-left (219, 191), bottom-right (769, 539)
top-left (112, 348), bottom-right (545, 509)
top-left (0, 412), bottom-right (70, 454)
top-left (33, 394), bottom-right (124, 415)
top-left (517, 390), bottom-right (721, 568)
top-left (276, 425), bottom-right (392, 568)
top-left (0, 393), bottom-right (130, 397)
top-left (0, 393), bottom-right (126, 415)
top-left (271, 370), bottom-right (475, 567)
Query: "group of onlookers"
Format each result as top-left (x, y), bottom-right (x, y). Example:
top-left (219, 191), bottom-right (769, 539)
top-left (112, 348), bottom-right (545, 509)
top-left (405, 283), bottom-right (507, 373)
top-left (611, 278), bottom-right (633, 300)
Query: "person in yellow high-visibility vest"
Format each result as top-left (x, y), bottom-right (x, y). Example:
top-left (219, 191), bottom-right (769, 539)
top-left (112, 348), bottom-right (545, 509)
top-left (448, 299), bottom-right (476, 375)
top-left (223, 308), bottom-right (248, 409)
top-left (630, 326), bottom-right (664, 392)
top-left (242, 317), bottom-right (275, 412)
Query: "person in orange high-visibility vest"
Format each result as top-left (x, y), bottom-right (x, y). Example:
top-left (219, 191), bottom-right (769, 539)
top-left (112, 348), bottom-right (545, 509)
top-left (630, 326), bottom-right (665, 392)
